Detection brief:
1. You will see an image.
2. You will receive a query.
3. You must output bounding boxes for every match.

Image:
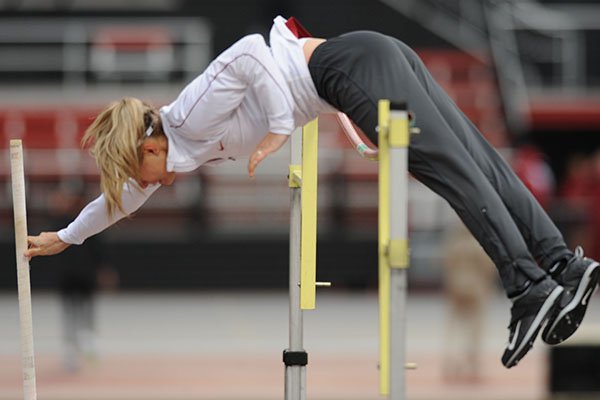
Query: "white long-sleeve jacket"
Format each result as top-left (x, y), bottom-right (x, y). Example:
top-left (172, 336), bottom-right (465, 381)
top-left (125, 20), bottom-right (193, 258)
top-left (58, 16), bottom-right (336, 245)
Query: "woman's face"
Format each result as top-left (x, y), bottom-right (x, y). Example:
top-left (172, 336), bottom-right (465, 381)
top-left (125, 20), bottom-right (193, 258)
top-left (138, 137), bottom-right (176, 188)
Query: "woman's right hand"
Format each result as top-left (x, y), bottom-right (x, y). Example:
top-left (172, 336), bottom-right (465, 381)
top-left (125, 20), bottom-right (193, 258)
top-left (25, 232), bottom-right (70, 258)
top-left (248, 132), bottom-right (290, 178)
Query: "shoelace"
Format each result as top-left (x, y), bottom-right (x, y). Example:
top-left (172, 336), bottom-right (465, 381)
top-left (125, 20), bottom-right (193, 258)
top-left (549, 246), bottom-right (585, 275)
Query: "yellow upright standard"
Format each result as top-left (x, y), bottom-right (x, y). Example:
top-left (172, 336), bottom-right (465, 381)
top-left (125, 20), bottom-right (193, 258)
top-left (300, 118), bottom-right (319, 310)
top-left (378, 100), bottom-right (411, 398)
top-left (286, 118), bottom-right (331, 400)
top-left (378, 100), bottom-right (392, 395)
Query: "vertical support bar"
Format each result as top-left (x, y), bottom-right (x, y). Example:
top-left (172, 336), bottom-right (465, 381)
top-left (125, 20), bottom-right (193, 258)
top-left (378, 100), bottom-right (391, 396)
top-left (286, 128), bottom-right (306, 400)
top-left (388, 104), bottom-right (410, 400)
top-left (10, 140), bottom-right (37, 400)
top-left (300, 118), bottom-right (318, 310)
top-left (378, 100), bottom-right (411, 399)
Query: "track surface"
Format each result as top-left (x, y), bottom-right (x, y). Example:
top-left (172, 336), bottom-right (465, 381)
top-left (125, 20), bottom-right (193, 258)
top-left (2, 291), bottom-right (596, 400)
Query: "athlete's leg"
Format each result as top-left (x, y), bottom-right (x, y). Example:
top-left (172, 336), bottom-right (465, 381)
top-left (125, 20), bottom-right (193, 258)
top-left (310, 31), bottom-right (546, 294)
top-left (391, 39), bottom-right (571, 270)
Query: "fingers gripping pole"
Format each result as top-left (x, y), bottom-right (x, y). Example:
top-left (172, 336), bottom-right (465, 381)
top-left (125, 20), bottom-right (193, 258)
top-left (10, 140), bottom-right (37, 400)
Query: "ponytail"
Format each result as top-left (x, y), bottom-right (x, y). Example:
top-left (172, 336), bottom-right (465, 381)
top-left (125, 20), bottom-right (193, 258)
top-left (82, 97), bottom-right (162, 216)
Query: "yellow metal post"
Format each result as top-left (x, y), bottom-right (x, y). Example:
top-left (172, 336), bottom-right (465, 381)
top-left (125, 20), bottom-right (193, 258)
top-left (380, 101), bottom-right (413, 400)
top-left (378, 100), bottom-right (391, 395)
top-left (388, 115), bottom-right (410, 270)
top-left (300, 118), bottom-right (319, 310)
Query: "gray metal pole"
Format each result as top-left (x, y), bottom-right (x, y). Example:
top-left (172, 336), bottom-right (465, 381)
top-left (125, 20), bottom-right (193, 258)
top-left (388, 109), bottom-right (410, 400)
top-left (285, 129), bottom-right (306, 400)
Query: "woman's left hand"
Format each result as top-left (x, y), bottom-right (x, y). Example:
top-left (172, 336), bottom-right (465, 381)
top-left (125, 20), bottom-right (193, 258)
top-left (248, 132), bottom-right (290, 177)
top-left (25, 231), bottom-right (70, 259)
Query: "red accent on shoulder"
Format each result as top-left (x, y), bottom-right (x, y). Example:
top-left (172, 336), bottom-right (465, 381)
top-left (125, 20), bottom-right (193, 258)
top-left (285, 17), bottom-right (313, 39)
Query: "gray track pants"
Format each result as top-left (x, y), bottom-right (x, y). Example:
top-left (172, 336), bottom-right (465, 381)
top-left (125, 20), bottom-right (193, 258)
top-left (308, 31), bottom-right (571, 296)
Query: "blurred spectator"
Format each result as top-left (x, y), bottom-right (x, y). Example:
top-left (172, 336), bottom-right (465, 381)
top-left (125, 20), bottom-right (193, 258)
top-left (47, 178), bottom-right (118, 372)
top-left (589, 150), bottom-right (600, 261)
top-left (557, 154), bottom-right (595, 254)
top-left (560, 154), bottom-right (594, 201)
top-left (512, 144), bottom-right (556, 209)
top-left (441, 220), bottom-right (497, 383)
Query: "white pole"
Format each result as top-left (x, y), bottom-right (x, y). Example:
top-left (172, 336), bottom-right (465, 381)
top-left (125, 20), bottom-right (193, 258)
top-left (10, 139), bottom-right (37, 400)
top-left (388, 109), bottom-right (409, 400)
top-left (285, 129), bottom-right (306, 400)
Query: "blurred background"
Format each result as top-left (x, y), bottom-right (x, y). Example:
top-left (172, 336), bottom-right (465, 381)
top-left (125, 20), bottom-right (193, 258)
top-left (0, 0), bottom-right (599, 399)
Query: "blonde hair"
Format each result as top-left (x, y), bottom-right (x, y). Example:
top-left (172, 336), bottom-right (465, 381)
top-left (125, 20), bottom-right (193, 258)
top-left (82, 97), bottom-right (162, 217)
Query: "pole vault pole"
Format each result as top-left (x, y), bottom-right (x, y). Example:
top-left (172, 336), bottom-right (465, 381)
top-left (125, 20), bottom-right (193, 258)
top-left (10, 139), bottom-right (38, 400)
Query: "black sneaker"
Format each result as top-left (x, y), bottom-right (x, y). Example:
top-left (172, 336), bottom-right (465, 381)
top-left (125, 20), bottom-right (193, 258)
top-left (542, 246), bottom-right (600, 345)
top-left (502, 277), bottom-right (563, 368)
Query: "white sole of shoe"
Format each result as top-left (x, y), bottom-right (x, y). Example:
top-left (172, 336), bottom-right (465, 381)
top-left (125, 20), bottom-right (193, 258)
top-left (543, 261), bottom-right (600, 343)
top-left (505, 286), bottom-right (564, 368)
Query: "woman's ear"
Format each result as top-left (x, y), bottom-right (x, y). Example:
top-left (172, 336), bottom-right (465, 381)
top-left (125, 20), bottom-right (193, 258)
top-left (141, 139), bottom-right (160, 155)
